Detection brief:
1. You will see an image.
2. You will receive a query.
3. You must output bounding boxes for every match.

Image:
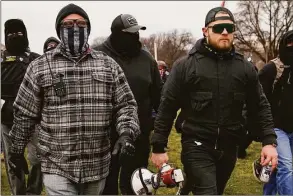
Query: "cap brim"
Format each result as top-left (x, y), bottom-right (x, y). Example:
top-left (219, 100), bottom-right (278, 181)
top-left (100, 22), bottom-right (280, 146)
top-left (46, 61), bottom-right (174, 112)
top-left (122, 25), bottom-right (146, 33)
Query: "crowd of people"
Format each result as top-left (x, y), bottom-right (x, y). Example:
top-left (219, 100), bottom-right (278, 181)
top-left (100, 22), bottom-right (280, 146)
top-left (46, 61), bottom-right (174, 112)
top-left (1, 3), bottom-right (292, 195)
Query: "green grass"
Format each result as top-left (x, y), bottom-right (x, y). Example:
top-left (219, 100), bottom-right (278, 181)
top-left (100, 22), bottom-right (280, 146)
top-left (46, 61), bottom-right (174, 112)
top-left (1, 127), bottom-right (264, 195)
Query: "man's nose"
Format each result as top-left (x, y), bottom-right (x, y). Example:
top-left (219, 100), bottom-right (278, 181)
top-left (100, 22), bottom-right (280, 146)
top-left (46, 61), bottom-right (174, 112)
top-left (221, 28), bottom-right (229, 35)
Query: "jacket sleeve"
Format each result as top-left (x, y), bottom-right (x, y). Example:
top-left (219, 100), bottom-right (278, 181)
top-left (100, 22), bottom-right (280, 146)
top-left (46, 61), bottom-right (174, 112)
top-left (150, 59), bottom-right (163, 112)
top-left (9, 61), bottom-right (42, 154)
top-left (258, 62), bottom-right (277, 103)
top-left (110, 57), bottom-right (140, 141)
top-left (245, 62), bottom-right (277, 146)
top-left (151, 58), bottom-right (185, 153)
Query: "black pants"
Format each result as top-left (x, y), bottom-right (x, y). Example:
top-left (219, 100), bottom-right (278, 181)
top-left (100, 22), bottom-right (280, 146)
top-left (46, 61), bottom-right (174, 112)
top-left (1, 124), bottom-right (43, 195)
top-left (102, 131), bottom-right (151, 195)
top-left (180, 139), bottom-right (237, 195)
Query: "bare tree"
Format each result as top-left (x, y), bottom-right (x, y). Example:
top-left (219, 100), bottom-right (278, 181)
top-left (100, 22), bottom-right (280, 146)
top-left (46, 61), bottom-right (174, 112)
top-left (234, 0), bottom-right (293, 63)
top-left (141, 29), bottom-right (195, 68)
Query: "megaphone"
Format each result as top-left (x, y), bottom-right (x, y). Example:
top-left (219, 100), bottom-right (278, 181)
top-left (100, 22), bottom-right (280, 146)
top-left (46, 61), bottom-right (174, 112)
top-left (131, 163), bottom-right (185, 195)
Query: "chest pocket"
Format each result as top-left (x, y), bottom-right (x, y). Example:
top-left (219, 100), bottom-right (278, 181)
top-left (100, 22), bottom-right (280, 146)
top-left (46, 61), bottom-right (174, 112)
top-left (91, 69), bottom-right (114, 101)
top-left (190, 92), bottom-right (213, 112)
top-left (41, 73), bottom-right (68, 107)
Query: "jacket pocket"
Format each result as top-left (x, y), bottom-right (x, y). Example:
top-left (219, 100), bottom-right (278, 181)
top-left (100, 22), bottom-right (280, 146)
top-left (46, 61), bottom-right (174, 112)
top-left (190, 92), bottom-right (213, 112)
top-left (92, 72), bottom-right (114, 99)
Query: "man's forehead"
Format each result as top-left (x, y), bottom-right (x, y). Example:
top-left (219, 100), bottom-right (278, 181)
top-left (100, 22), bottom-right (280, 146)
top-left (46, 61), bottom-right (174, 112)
top-left (63, 14), bottom-right (84, 20)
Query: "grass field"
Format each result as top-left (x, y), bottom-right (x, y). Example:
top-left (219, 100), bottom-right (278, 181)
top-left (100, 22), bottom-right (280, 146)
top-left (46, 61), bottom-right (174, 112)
top-left (1, 127), bottom-right (264, 195)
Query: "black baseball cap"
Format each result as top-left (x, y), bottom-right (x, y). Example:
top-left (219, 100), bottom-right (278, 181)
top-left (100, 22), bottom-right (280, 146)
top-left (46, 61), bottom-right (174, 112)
top-left (111, 14), bottom-right (146, 33)
top-left (205, 7), bottom-right (235, 27)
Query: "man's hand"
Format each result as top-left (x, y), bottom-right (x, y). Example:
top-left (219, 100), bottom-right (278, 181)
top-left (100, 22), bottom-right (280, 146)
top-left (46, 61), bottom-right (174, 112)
top-left (112, 132), bottom-right (135, 165)
top-left (150, 153), bottom-right (169, 169)
top-left (8, 153), bottom-right (29, 179)
top-left (261, 145), bottom-right (278, 170)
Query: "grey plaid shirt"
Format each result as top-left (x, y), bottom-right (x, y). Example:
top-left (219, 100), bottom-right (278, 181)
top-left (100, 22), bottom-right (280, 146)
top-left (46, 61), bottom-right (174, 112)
top-left (9, 45), bottom-right (140, 183)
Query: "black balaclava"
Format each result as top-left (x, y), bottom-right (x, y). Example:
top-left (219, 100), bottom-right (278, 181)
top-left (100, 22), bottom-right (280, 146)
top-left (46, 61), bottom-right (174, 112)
top-left (110, 30), bottom-right (141, 58)
top-left (43, 37), bottom-right (60, 53)
top-left (55, 4), bottom-right (91, 57)
top-left (279, 30), bottom-right (293, 67)
top-left (4, 19), bottom-right (29, 55)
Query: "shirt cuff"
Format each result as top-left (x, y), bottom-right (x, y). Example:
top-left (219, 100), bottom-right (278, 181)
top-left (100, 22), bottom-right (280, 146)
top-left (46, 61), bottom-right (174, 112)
top-left (262, 134), bottom-right (277, 147)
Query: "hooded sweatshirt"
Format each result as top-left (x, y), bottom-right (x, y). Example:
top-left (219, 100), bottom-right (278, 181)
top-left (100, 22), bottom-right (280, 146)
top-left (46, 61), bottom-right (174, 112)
top-left (95, 37), bottom-right (162, 137)
top-left (259, 30), bottom-right (293, 133)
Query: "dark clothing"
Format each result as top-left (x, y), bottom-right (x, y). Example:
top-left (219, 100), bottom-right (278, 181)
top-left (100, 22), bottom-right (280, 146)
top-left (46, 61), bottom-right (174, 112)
top-left (259, 60), bottom-right (293, 133)
top-left (95, 38), bottom-right (162, 194)
top-left (180, 140), bottom-right (237, 195)
top-left (1, 50), bottom-right (40, 128)
top-left (151, 38), bottom-right (276, 195)
top-left (151, 38), bottom-right (276, 153)
top-left (1, 50), bottom-right (42, 195)
top-left (95, 38), bottom-right (162, 135)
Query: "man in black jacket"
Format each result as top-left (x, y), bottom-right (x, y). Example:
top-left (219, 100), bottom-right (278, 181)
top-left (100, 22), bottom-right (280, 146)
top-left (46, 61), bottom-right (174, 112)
top-left (94, 14), bottom-right (162, 195)
top-left (1, 19), bottom-right (41, 195)
top-left (150, 7), bottom-right (278, 195)
top-left (261, 30), bottom-right (293, 195)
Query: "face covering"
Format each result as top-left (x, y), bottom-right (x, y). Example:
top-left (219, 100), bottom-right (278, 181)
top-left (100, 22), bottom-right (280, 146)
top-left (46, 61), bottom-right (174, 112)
top-left (60, 25), bottom-right (89, 57)
top-left (5, 34), bottom-right (27, 55)
top-left (110, 31), bottom-right (141, 57)
top-left (282, 46), bottom-right (293, 66)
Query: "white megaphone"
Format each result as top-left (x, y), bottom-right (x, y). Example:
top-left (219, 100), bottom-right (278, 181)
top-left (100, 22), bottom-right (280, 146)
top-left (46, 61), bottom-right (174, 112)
top-left (131, 163), bottom-right (185, 195)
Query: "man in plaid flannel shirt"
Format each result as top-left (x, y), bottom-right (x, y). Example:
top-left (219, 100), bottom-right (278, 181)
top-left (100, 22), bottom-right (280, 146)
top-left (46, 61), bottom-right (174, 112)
top-left (8, 3), bottom-right (140, 195)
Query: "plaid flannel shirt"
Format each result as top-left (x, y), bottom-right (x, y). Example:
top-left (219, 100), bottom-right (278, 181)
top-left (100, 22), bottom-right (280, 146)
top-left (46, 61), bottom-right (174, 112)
top-left (9, 45), bottom-right (140, 183)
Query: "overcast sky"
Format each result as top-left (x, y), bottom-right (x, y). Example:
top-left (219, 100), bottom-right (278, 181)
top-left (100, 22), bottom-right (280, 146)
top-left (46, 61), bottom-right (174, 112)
top-left (1, 1), bottom-right (238, 54)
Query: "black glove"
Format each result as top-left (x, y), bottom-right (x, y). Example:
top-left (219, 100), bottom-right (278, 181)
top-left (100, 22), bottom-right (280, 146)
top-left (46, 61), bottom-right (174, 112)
top-left (8, 153), bottom-right (29, 179)
top-left (112, 131), bottom-right (135, 165)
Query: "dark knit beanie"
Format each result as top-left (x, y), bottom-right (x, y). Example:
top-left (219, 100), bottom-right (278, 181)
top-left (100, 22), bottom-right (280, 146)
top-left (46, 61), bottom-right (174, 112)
top-left (55, 3), bottom-right (91, 38)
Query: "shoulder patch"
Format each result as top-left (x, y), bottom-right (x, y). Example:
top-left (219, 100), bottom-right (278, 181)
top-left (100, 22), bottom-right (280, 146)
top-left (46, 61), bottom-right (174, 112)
top-left (5, 56), bottom-right (17, 62)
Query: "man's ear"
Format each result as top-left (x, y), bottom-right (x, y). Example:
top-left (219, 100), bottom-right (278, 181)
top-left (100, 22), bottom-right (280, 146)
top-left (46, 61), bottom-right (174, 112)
top-left (202, 27), bottom-right (208, 37)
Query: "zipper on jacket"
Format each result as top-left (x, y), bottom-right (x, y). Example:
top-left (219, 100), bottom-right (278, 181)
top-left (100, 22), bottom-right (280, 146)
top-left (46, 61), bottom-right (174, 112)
top-left (215, 127), bottom-right (220, 149)
top-left (215, 59), bottom-right (221, 150)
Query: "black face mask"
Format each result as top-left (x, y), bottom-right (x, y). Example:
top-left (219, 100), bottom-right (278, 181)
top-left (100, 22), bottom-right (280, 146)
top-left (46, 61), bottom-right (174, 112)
top-left (281, 46), bottom-right (293, 66)
top-left (5, 34), bottom-right (27, 55)
top-left (110, 31), bottom-right (141, 57)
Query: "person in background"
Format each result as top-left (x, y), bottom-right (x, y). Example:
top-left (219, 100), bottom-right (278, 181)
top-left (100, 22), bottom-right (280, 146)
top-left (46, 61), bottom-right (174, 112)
top-left (43, 36), bottom-right (60, 53)
top-left (157, 60), bottom-right (169, 84)
top-left (260, 30), bottom-right (293, 195)
top-left (95, 14), bottom-right (162, 195)
top-left (1, 18), bottom-right (41, 195)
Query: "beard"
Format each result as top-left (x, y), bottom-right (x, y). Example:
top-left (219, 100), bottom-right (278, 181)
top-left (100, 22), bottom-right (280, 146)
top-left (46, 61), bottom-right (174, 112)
top-left (207, 36), bottom-right (233, 52)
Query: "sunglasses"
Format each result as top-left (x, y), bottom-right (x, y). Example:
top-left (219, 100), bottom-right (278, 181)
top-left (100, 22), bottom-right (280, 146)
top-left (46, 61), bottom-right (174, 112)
top-left (61, 19), bottom-right (88, 28)
top-left (208, 23), bottom-right (235, 34)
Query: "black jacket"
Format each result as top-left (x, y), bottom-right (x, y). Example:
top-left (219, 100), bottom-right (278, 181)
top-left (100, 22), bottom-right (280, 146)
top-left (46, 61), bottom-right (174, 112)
top-left (259, 59), bottom-right (293, 133)
top-left (94, 38), bottom-right (162, 136)
top-left (151, 39), bottom-right (276, 152)
top-left (1, 50), bottom-right (40, 128)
